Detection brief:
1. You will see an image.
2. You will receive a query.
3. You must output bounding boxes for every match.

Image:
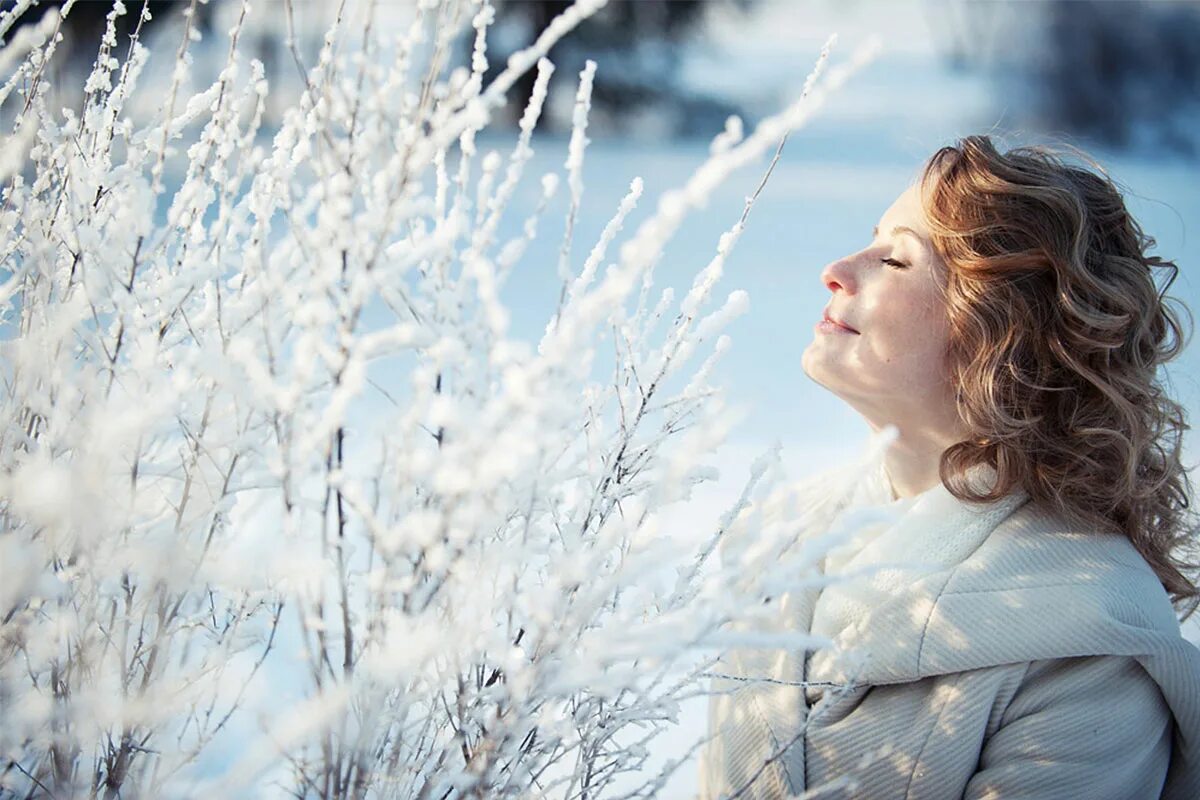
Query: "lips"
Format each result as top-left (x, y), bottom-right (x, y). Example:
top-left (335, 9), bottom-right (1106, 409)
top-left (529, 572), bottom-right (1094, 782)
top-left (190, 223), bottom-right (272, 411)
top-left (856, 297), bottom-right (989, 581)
top-left (822, 309), bottom-right (859, 333)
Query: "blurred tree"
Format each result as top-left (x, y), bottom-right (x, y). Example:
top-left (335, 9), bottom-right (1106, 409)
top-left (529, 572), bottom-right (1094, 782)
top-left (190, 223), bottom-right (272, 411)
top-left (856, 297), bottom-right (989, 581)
top-left (947, 0), bottom-right (1200, 157)
top-left (1034, 0), bottom-right (1200, 156)
top-left (483, 0), bottom-right (759, 138)
top-left (0, 0), bottom-right (218, 63)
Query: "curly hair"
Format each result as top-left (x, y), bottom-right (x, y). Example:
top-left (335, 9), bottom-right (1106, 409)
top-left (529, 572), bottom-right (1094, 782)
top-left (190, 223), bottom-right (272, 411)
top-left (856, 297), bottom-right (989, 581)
top-left (920, 135), bottom-right (1200, 619)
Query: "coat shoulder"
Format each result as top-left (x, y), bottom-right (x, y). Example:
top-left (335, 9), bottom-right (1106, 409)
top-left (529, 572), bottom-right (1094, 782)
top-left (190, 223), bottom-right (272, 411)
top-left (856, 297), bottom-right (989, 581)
top-left (948, 499), bottom-right (1183, 635)
top-left (931, 501), bottom-right (1200, 800)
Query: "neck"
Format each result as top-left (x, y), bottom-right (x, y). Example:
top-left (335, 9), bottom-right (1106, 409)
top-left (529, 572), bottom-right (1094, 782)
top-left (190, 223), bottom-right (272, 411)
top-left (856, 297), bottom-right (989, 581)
top-left (880, 427), bottom-right (958, 500)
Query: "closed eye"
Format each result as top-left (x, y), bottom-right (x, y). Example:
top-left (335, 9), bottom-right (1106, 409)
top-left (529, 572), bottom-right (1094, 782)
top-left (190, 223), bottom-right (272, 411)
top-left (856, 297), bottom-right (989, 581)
top-left (881, 257), bottom-right (908, 269)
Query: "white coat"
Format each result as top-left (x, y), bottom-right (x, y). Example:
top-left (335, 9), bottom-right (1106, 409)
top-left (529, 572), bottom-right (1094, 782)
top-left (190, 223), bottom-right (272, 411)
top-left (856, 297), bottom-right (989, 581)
top-left (700, 460), bottom-right (1200, 799)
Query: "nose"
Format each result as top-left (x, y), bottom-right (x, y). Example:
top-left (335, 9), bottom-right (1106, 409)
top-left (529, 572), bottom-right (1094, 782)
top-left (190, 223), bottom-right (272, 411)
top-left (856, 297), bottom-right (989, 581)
top-left (820, 253), bottom-right (859, 294)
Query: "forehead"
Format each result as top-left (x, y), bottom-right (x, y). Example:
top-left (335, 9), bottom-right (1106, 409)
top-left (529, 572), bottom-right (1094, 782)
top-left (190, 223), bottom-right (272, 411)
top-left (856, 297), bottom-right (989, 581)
top-left (879, 184), bottom-right (928, 231)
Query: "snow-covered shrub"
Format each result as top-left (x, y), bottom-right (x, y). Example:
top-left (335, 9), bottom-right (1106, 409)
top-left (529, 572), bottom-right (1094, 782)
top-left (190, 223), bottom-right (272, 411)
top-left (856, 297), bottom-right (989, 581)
top-left (0, 0), bottom-right (877, 796)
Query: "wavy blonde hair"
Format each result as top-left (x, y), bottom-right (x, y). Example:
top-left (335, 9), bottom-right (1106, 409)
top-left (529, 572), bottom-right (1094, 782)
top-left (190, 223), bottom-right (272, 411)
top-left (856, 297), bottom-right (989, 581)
top-left (921, 135), bottom-right (1200, 619)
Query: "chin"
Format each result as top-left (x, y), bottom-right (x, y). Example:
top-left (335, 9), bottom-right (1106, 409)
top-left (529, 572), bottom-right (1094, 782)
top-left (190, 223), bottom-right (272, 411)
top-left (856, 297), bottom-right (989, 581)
top-left (800, 354), bottom-right (833, 389)
top-left (799, 350), bottom-right (816, 381)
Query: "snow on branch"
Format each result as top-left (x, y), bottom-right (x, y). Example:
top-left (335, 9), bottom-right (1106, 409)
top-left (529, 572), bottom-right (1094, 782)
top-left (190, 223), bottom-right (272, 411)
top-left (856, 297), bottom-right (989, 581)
top-left (0, 0), bottom-right (879, 797)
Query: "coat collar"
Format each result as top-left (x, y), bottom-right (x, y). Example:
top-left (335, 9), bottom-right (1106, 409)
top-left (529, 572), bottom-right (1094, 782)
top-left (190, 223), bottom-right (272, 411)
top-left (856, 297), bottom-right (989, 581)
top-left (811, 500), bottom-right (1189, 685)
top-left (806, 468), bottom-right (1031, 684)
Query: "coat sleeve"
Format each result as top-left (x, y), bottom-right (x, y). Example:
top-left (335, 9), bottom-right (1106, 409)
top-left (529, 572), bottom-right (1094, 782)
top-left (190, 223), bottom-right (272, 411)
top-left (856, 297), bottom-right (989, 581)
top-left (964, 654), bottom-right (1173, 800)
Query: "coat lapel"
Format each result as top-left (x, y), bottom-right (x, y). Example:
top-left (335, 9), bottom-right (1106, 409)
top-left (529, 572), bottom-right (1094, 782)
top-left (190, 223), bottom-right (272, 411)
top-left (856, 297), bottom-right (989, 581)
top-left (806, 480), bottom-right (1032, 687)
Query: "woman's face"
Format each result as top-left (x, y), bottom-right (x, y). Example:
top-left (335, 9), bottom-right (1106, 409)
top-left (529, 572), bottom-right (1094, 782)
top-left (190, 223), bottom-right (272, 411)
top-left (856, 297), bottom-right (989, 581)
top-left (801, 183), bottom-right (964, 438)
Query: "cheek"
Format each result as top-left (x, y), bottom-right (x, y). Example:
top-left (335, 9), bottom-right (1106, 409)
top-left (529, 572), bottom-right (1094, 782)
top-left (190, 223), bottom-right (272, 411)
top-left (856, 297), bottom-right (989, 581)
top-left (873, 300), bottom-right (951, 371)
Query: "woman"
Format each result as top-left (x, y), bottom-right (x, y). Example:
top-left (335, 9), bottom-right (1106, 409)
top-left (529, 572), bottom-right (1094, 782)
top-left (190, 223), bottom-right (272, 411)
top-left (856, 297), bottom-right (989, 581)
top-left (700, 136), bottom-right (1200, 799)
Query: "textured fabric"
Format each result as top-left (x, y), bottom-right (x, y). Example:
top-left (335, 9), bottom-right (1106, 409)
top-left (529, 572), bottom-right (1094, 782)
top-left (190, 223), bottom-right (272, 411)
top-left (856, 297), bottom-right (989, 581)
top-left (699, 449), bottom-right (1200, 800)
top-left (808, 459), bottom-right (1026, 690)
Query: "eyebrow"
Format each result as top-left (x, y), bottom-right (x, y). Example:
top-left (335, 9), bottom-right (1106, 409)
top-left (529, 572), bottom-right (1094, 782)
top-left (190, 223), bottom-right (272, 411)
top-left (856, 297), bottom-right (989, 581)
top-left (872, 225), bottom-right (926, 244)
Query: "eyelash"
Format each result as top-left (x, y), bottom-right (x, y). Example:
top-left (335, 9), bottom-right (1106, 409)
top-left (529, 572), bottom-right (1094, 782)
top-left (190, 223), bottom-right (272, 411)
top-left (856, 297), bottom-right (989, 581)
top-left (881, 257), bottom-right (908, 270)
